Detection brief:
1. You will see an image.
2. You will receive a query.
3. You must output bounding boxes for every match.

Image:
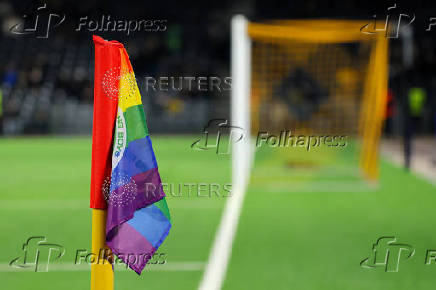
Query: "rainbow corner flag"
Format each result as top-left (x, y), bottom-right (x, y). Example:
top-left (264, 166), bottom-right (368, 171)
top-left (91, 35), bottom-right (171, 274)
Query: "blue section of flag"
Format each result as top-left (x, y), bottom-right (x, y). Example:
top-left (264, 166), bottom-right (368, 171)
top-left (127, 204), bottom-right (172, 248)
top-left (111, 136), bottom-right (158, 191)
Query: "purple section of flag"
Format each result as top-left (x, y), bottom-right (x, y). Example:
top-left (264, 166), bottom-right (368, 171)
top-left (106, 167), bottom-right (165, 240)
top-left (106, 222), bottom-right (156, 274)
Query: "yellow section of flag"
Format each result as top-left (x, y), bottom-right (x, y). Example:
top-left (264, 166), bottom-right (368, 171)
top-left (118, 48), bottom-right (142, 112)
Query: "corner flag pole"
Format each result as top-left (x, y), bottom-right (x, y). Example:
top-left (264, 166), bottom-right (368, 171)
top-left (90, 35), bottom-right (121, 290)
top-left (91, 209), bottom-right (114, 290)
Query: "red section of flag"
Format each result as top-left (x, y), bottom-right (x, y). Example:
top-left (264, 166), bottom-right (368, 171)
top-left (90, 35), bottom-right (123, 209)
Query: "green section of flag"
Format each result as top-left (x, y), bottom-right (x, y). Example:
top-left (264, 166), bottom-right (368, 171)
top-left (155, 198), bottom-right (171, 222)
top-left (124, 105), bottom-right (149, 145)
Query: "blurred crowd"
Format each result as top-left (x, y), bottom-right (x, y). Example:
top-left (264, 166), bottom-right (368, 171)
top-left (0, 0), bottom-right (435, 135)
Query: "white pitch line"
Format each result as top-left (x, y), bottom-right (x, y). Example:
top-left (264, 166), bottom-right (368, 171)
top-left (198, 185), bottom-right (247, 290)
top-left (0, 261), bottom-right (204, 272)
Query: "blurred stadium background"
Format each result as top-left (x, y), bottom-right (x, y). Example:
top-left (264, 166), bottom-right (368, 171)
top-left (1, 0), bottom-right (436, 290)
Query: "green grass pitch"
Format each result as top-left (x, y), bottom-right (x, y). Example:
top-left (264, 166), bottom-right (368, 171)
top-left (0, 137), bottom-right (435, 289)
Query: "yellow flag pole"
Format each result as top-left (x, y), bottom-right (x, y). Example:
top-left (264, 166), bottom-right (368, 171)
top-left (91, 209), bottom-right (114, 290)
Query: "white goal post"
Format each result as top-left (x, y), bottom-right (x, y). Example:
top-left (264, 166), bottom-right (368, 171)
top-left (231, 14), bottom-right (253, 191)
